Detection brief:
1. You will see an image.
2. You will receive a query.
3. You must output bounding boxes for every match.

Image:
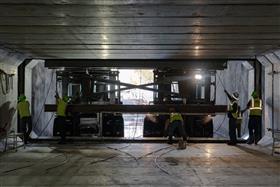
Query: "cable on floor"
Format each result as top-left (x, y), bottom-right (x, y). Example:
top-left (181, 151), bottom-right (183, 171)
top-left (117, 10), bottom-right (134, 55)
top-left (107, 146), bottom-right (139, 165)
top-left (89, 155), bottom-right (118, 165)
top-left (89, 144), bottom-right (130, 165)
top-left (136, 145), bottom-right (172, 161)
top-left (153, 147), bottom-right (175, 175)
top-left (2, 153), bottom-right (63, 173)
top-left (45, 152), bottom-right (69, 173)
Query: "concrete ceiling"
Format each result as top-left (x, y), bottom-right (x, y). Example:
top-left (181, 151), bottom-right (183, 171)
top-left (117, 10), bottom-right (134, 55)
top-left (0, 0), bottom-right (280, 60)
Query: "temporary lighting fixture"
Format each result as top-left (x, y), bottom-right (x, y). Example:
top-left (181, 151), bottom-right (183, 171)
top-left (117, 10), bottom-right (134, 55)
top-left (194, 74), bottom-right (202, 80)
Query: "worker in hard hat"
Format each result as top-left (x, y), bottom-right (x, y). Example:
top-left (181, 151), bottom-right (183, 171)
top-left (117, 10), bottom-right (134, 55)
top-left (55, 92), bottom-right (69, 144)
top-left (242, 91), bottom-right (262, 144)
top-left (17, 95), bottom-right (32, 144)
top-left (166, 107), bottom-right (187, 144)
top-left (224, 90), bottom-right (240, 145)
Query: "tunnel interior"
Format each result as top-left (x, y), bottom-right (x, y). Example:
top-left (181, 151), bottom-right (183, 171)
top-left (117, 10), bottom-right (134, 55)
top-left (0, 1), bottom-right (280, 186)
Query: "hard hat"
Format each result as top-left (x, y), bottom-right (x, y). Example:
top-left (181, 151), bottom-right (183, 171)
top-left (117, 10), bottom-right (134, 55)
top-left (251, 91), bottom-right (259, 98)
top-left (232, 92), bottom-right (239, 100)
top-left (63, 96), bottom-right (69, 102)
top-left (18, 95), bottom-right (26, 102)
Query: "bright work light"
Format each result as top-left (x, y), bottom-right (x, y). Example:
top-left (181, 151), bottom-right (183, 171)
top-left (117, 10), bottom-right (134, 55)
top-left (194, 74), bottom-right (202, 80)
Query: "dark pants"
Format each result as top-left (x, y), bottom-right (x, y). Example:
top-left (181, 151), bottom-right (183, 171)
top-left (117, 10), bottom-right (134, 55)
top-left (168, 120), bottom-right (187, 142)
top-left (20, 116), bottom-right (32, 143)
top-left (248, 116), bottom-right (262, 144)
top-left (236, 122), bottom-right (241, 138)
top-left (229, 118), bottom-right (237, 144)
top-left (56, 116), bottom-right (66, 141)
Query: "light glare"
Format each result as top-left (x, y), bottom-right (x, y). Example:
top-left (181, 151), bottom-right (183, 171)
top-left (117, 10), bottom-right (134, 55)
top-left (195, 74), bottom-right (202, 80)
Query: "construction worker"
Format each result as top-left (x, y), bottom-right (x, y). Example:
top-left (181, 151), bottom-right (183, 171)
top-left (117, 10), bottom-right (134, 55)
top-left (55, 92), bottom-right (69, 144)
top-left (242, 91), bottom-right (262, 144)
top-left (17, 95), bottom-right (32, 144)
top-left (224, 90), bottom-right (239, 145)
top-left (166, 107), bottom-right (187, 144)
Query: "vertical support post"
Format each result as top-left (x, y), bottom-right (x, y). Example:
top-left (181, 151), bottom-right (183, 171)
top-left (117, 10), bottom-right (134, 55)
top-left (109, 72), bottom-right (116, 103)
top-left (17, 59), bottom-right (31, 132)
top-left (98, 112), bottom-right (103, 137)
top-left (204, 74), bottom-right (211, 103)
top-left (270, 62), bottom-right (275, 155)
top-left (117, 72), bottom-right (121, 103)
top-left (254, 60), bottom-right (262, 97)
top-left (61, 77), bottom-right (68, 97)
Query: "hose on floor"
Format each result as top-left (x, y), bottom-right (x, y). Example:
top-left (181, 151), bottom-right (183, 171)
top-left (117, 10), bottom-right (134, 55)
top-left (153, 147), bottom-right (175, 175)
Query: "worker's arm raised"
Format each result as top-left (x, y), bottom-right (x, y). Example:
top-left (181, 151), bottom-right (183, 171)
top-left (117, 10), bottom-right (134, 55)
top-left (224, 90), bottom-right (234, 101)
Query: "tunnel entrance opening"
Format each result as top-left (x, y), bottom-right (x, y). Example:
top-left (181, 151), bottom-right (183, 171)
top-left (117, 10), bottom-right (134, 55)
top-left (119, 69), bottom-right (153, 139)
top-left (27, 59), bottom-right (257, 144)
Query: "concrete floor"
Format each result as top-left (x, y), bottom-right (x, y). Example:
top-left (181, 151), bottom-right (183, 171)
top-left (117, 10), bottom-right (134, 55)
top-left (0, 143), bottom-right (279, 186)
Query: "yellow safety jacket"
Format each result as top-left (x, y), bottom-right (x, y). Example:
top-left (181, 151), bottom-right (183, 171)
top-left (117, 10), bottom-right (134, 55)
top-left (17, 100), bottom-right (31, 119)
top-left (250, 98), bottom-right (262, 116)
top-left (170, 113), bottom-right (183, 123)
top-left (228, 101), bottom-right (238, 119)
top-left (57, 98), bottom-right (67, 117)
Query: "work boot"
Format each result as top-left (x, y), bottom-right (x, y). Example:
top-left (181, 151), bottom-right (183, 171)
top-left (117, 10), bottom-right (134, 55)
top-left (178, 140), bottom-right (186, 149)
top-left (246, 140), bottom-right (253, 145)
top-left (24, 135), bottom-right (30, 145)
top-left (167, 136), bottom-right (173, 145)
top-left (167, 137), bottom-right (173, 144)
top-left (58, 140), bottom-right (66, 144)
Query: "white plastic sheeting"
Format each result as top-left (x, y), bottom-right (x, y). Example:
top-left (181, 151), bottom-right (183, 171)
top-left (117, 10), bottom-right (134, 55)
top-left (214, 61), bottom-right (254, 138)
top-left (257, 50), bottom-right (280, 147)
top-left (0, 47), bottom-right (25, 133)
top-left (31, 61), bottom-right (56, 137)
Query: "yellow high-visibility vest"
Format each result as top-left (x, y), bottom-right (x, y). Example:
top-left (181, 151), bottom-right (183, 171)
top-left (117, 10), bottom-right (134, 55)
top-left (250, 98), bottom-right (262, 116)
top-left (17, 101), bottom-right (31, 118)
top-left (57, 99), bottom-right (67, 117)
top-left (170, 113), bottom-right (183, 123)
top-left (229, 101), bottom-right (238, 119)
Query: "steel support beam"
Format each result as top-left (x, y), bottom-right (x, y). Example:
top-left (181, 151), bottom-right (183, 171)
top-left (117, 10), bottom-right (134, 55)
top-left (45, 59), bottom-right (227, 69)
top-left (45, 104), bottom-right (227, 115)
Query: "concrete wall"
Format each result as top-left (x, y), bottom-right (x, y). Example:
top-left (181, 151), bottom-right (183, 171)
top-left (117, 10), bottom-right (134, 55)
top-left (213, 61), bottom-right (254, 138)
top-left (0, 48), bottom-right (25, 133)
top-left (31, 61), bottom-right (56, 137)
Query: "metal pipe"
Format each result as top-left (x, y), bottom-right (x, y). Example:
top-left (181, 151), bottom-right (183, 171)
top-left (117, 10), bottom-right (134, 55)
top-left (271, 52), bottom-right (280, 130)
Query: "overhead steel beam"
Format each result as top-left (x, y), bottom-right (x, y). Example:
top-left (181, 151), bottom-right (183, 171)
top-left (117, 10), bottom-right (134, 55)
top-left (45, 59), bottom-right (227, 69)
top-left (44, 104), bottom-right (227, 115)
top-left (2, 0), bottom-right (280, 5)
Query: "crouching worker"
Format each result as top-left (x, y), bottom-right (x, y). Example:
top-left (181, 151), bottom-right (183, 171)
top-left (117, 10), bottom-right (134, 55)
top-left (166, 107), bottom-right (187, 145)
top-left (55, 92), bottom-right (69, 144)
top-left (17, 95), bottom-right (32, 144)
